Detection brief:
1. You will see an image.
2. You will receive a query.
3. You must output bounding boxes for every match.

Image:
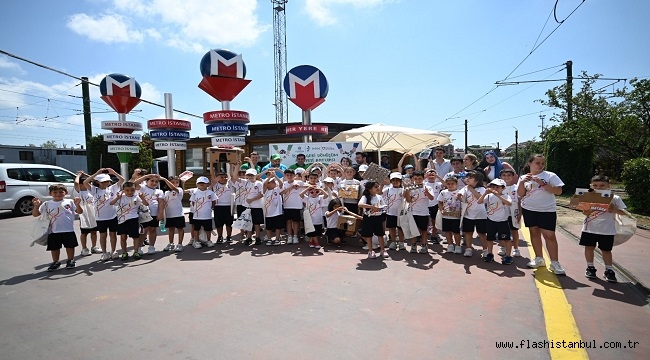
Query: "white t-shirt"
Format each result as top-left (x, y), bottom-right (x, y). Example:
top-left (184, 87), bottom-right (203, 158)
top-left (244, 180), bottom-right (264, 208)
top-left (140, 186), bottom-right (164, 216)
top-left (432, 159), bottom-right (452, 177)
top-left (263, 186), bottom-right (283, 218)
top-left (281, 180), bottom-right (304, 209)
top-left (382, 186), bottom-right (405, 216)
top-left (407, 185), bottom-right (433, 216)
top-left (91, 184), bottom-right (119, 221)
top-left (115, 195), bottom-right (142, 224)
top-left (519, 171), bottom-right (564, 212)
top-left (163, 186), bottom-right (184, 218)
top-left (484, 193), bottom-right (512, 222)
top-left (231, 180), bottom-right (248, 207)
top-left (358, 194), bottom-right (385, 217)
top-left (437, 189), bottom-right (461, 219)
top-left (424, 179), bottom-right (443, 206)
top-left (78, 189), bottom-right (94, 206)
top-left (303, 195), bottom-right (326, 225)
top-left (582, 195), bottom-right (626, 235)
top-left (213, 180), bottom-right (234, 207)
top-left (459, 186), bottom-right (487, 220)
top-left (189, 189), bottom-right (216, 220)
top-left (326, 209), bottom-right (344, 229)
top-left (39, 199), bottom-right (76, 233)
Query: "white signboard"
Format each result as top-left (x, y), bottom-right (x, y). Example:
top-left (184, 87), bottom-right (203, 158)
top-left (211, 136), bottom-right (246, 146)
top-left (154, 142), bottom-right (187, 150)
top-left (103, 133), bottom-right (143, 142)
top-left (269, 142), bottom-right (362, 166)
top-left (108, 145), bottom-right (140, 153)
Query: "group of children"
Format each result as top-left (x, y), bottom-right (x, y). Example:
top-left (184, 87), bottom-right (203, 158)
top-left (33, 153), bottom-right (628, 282)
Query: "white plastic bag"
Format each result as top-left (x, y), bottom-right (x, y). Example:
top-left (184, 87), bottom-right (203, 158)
top-left (303, 208), bottom-right (315, 234)
top-left (30, 212), bottom-right (50, 247)
top-left (138, 205), bottom-right (153, 223)
top-left (79, 202), bottom-right (97, 229)
top-left (614, 210), bottom-right (637, 246)
top-left (233, 208), bottom-right (253, 232)
top-left (434, 209), bottom-right (442, 231)
top-left (398, 203), bottom-right (419, 240)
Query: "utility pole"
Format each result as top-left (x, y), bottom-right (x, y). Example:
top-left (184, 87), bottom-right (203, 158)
top-left (566, 60), bottom-right (573, 122)
top-left (539, 113), bottom-right (546, 132)
top-left (81, 77), bottom-right (92, 172)
top-left (464, 119), bottom-right (468, 154)
top-left (514, 127), bottom-right (519, 173)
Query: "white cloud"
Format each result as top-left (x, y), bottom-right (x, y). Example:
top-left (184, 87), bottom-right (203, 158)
top-left (68, 0), bottom-right (267, 52)
top-left (67, 13), bottom-right (145, 43)
top-left (0, 56), bottom-right (26, 74)
top-left (305, 0), bottom-right (391, 26)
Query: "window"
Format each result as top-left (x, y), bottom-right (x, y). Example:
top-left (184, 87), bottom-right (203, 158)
top-left (24, 168), bottom-right (53, 182)
top-left (6, 168), bottom-right (25, 180)
top-left (19, 151), bottom-right (34, 161)
top-left (185, 148), bottom-right (205, 175)
top-left (51, 169), bottom-right (75, 183)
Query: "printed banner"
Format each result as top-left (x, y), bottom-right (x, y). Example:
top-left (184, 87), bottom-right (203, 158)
top-left (269, 142), bottom-right (362, 166)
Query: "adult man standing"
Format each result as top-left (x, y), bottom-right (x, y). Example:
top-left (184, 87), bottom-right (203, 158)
top-left (289, 153), bottom-right (309, 170)
top-left (240, 151), bottom-right (262, 173)
top-left (353, 152), bottom-right (368, 180)
top-left (428, 147), bottom-right (452, 175)
top-left (261, 154), bottom-right (288, 179)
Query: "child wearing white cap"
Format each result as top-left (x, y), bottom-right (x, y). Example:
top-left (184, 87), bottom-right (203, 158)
top-left (189, 176), bottom-right (217, 248)
top-left (383, 172), bottom-right (406, 250)
top-left (243, 169), bottom-right (265, 245)
top-left (478, 178), bottom-right (513, 264)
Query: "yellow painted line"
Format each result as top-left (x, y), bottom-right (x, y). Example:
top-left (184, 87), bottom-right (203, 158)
top-left (520, 221), bottom-right (589, 360)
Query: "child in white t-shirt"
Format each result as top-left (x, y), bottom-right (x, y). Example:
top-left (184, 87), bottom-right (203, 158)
top-left (500, 169), bottom-right (522, 257)
top-left (74, 171), bottom-right (100, 256)
top-left (437, 176), bottom-right (462, 253)
top-left (243, 169), bottom-right (265, 245)
top-left (189, 177), bottom-right (217, 249)
top-left (280, 168), bottom-right (304, 244)
top-left (457, 171), bottom-right (488, 257)
top-left (300, 185), bottom-right (328, 249)
top-left (110, 181), bottom-right (148, 260)
top-left (160, 176), bottom-right (187, 252)
top-left (32, 184), bottom-right (83, 271)
top-left (359, 180), bottom-right (389, 259)
top-left (325, 197), bottom-right (362, 245)
top-left (404, 171), bottom-right (435, 254)
top-left (263, 175), bottom-right (284, 246)
top-left (424, 169), bottom-right (444, 243)
top-left (383, 172), bottom-right (406, 250)
top-left (478, 179), bottom-right (513, 264)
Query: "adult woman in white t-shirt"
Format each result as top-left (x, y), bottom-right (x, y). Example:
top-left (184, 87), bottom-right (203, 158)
top-left (517, 154), bottom-right (566, 275)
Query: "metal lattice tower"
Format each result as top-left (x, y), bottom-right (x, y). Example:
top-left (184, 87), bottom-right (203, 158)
top-left (272, 0), bottom-right (288, 124)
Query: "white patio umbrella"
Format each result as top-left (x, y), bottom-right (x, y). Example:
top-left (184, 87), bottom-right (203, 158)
top-left (329, 123), bottom-right (452, 159)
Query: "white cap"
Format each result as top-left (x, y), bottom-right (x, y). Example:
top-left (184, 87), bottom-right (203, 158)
top-left (295, 168), bottom-right (306, 174)
top-left (489, 178), bottom-right (507, 187)
top-left (196, 176), bottom-right (210, 184)
top-left (323, 177), bottom-right (335, 183)
top-left (95, 174), bottom-right (111, 182)
top-left (245, 169), bottom-right (257, 176)
top-left (389, 172), bottom-right (403, 180)
top-left (359, 164), bottom-right (369, 172)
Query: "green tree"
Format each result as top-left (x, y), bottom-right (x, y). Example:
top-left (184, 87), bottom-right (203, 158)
top-left (40, 140), bottom-right (58, 148)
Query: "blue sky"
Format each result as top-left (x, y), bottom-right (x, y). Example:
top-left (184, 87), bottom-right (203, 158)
top-left (1, 0), bottom-right (648, 152)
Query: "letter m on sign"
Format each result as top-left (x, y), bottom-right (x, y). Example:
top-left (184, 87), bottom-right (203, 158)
top-left (210, 50), bottom-right (244, 78)
top-left (105, 76), bottom-right (138, 97)
top-left (287, 71), bottom-right (321, 99)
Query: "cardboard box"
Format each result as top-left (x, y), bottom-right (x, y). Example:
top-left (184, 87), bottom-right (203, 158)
top-left (337, 215), bottom-right (360, 232)
top-left (208, 146), bottom-right (244, 164)
top-left (338, 185), bottom-right (360, 200)
top-left (569, 188), bottom-right (612, 212)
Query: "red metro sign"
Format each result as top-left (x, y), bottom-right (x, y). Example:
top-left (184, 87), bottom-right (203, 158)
top-left (285, 125), bottom-right (329, 135)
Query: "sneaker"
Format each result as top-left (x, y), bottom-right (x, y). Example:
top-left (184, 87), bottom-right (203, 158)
top-left (91, 246), bottom-right (102, 254)
top-left (138, 247), bottom-right (144, 255)
top-left (273, 239), bottom-right (281, 246)
top-left (192, 241), bottom-right (202, 249)
top-left (603, 269), bottom-right (617, 283)
top-left (143, 239), bottom-right (150, 245)
top-left (314, 242), bottom-right (321, 249)
top-left (550, 261), bottom-right (566, 276)
top-left (381, 250), bottom-right (389, 258)
top-left (398, 242), bottom-right (406, 250)
top-left (481, 249), bottom-right (488, 258)
top-left (512, 248), bottom-right (521, 257)
top-left (497, 246), bottom-right (506, 256)
top-left (527, 257), bottom-right (545, 269)
top-left (133, 252), bottom-right (142, 260)
top-left (483, 253), bottom-right (494, 263)
top-left (309, 241), bottom-right (315, 248)
top-left (120, 252), bottom-right (129, 261)
top-left (206, 240), bottom-right (215, 248)
top-left (81, 248), bottom-right (91, 256)
top-left (419, 245), bottom-right (428, 254)
top-left (410, 244), bottom-right (418, 253)
top-left (216, 236), bottom-right (224, 244)
top-left (47, 262), bottom-right (61, 272)
top-left (454, 245), bottom-right (463, 254)
top-left (147, 245), bottom-right (156, 254)
top-left (243, 238), bottom-right (252, 245)
top-left (253, 238), bottom-right (262, 246)
top-left (163, 243), bottom-right (174, 252)
top-left (100, 252), bottom-right (111, 261)
top-left (189, 238), bottom-right (195, 245)
top-left (388, 241), bottom-right (397, 250)
top-left (463, 248), bottom-right (473, 257)
top-left (446, 244), bottom-right (454, 253)
top-left (367, 251), bottom-right (377, 259)
top-left (225, 236), bottom-right (232, 243)
top-left (174, 244), bottom-right (184, 252)
top-left (585, 266), bottom-right (597, 279)
top-left (502, 256), bottom-right (514, 265)
top-left (111, 251), bottom-right (119, 260)
top-left (65, 260), bottom-right (76, 269)
top-left (265, 239), bottom-right (273, 246)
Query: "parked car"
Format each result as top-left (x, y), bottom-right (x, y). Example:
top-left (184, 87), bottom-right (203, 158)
top-left (0, 164), bottom-right (76, 216)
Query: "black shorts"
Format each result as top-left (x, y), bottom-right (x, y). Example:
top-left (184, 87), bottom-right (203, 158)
top-left (462, 218), bottom-right (487, 234)
top-left (306, 224), bottom-right (323, 238)
top-left (428, 205), bottom-right (438, 219)
top-left (46, 232), bottom-right (78, 251)
top-left (412, 215), bottom-right (429, 231)
top-left (193, 219), bottom-right (213, 231)
top-left (236, 205), bottom-right (246, 217)
top-left (80, 226), bottom-right (98, 234)
top-left (507, 216), bottom-right (520, 230)
top-left (141, 219), bottom-right (158, 229)
top-left (188, 212), bottom-right (194, 225)
top-left (250, 208), bottom-right (264, 225)
top-left (326, 227), bottom-right (345, 240)
top-left (265, 215), bottom-right (284, 231)
top-left (486, 219), bottom-right (511, 241)
top-left (580, 232), bottom-right (614, 252)
top-left (284, 208), bottom-right (302, 222)
top-left (385, 214), bottom-right (399, 229)
top-left (360, 215), bottom-right (385, 237)
top-left (343, 202), bottom-right (359, 215)
top-left (165, 216), bottom-right (186, 229)
top-left (96, 217), bottom-right (118, 233)
top-left (442, 218), bottom-right (461, 233)
top-left (213, 206), bottom-right (234, 228)
top-left (117, 218), bottom-right (141, 239)
top-left (522, 208), bottom-right (557, 231)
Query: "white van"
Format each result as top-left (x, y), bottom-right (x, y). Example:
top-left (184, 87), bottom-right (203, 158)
top-left (0, 164), bottom-right (76, 215)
